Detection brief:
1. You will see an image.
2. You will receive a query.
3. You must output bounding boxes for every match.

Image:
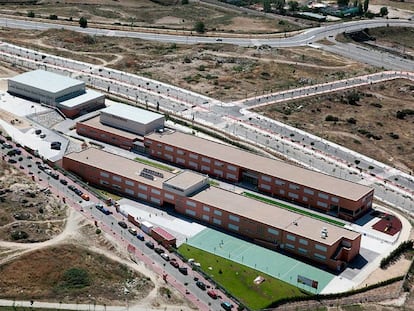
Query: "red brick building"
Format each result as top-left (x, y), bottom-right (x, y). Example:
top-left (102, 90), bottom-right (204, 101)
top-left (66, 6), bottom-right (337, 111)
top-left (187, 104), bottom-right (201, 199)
top-left (144, 131), bottom-right (374, 221)
top-left (62, 148), bottom-right (361, 271)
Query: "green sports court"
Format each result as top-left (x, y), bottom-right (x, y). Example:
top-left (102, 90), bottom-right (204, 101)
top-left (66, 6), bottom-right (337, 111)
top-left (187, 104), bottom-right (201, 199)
top-left (187, 228), bottom-right (335, 293)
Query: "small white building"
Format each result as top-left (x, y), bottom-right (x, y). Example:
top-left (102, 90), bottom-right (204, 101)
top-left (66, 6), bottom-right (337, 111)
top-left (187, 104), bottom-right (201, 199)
top-left (100, 103), bottom-right (165, 136)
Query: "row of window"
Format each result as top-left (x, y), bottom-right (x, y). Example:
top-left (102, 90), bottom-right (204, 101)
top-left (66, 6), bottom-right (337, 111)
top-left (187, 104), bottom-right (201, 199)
top-left (285, 244), bottom-right (327, 260)
top-left (185, 209), bottom-right (240, 232)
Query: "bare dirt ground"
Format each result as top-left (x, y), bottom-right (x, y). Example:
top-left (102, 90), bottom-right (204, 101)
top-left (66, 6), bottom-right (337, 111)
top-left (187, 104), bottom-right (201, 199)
top-left (254, 79), bottom-right (414, 174)
top-left (0, 163), bottom-right (193, 309)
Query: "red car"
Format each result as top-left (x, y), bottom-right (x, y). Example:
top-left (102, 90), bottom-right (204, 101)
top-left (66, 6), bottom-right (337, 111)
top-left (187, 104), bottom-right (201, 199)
top-left (170, 259), bottom-right (179, 268)
top-left (207, 290), bottom-right (218, 299)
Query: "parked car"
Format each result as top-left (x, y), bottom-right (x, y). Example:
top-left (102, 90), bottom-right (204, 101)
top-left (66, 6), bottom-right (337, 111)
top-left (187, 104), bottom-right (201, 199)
top-left (3, 143), bottom-right (12, 149)
top-left (178, 267), bottom-right (188, 275)
top-left (154, 247), bottom-right (164, 255)
top-left (81, 193), bottom-right (90, 201)
top-left (59, 179), bottom-right (68, 185)
top-left (145, 241), bottom-right (154, 249)
top-left (40, 134), bottom-right (46, 139)
top-left (7, 159), bottom-right (17, 164)
top-left (50, 172), bottom-right (59, 180)
top-left (207, 290), bottom-right (218, 299)
top-left (35, 129), bottom-right (41, 135)
top-left (196, 281), bottom-right (206, 290)
top-left (137, 234), bottom-right (145, 241)
top-left (160, 253), bottom-right (170, 261)
top-left (17, 157), bottom-right (23, 162)
top-left (128, 227), bottom-right (137, 236)
top-left (170, 259), bottom-right (179, 268)
top-left (68, 184), bottom-right (76, 191)
top-left (118, 221), bottom-right (128, 229)
top-left (221, 302), bottom-right (233, 311)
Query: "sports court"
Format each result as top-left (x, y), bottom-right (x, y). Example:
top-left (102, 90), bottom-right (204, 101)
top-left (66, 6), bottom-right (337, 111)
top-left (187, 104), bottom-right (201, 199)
top-left (187, 228), bottom-right (335, 294)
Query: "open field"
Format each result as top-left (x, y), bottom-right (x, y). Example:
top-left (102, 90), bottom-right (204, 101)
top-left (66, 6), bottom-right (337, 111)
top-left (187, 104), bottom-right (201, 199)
top-left (0, 0), bottom-right (303, 34)
top-left (254, 79), bottom-right (414, 173)
top-left (178, 244), bottom-right (307, 310)
top-left (0, 28), bottom-right (375, 101)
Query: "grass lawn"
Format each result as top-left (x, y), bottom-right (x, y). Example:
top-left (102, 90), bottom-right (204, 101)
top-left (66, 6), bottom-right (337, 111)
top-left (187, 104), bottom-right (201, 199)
top-left (133, 158), bottom-right (176, 172)
top-left (178, 244), bottom-right (308, 310)
top-left (242, 192), bottom-right (345, 227)
top-left (95, 188), bottom-right (122, 201)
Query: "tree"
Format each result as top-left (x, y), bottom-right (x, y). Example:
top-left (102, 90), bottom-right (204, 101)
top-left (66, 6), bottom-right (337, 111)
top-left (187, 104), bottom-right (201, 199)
top-left (263, 0), bottom-right (271, 13)
top-left (380, 6), bottom-right (388, 16)
top-left (182, 0), bottom-right (189, 3)
top-left (363, 0), bottom-right (369, 13)
top-left (337, 0), bottom-right (349, 7)
top-left (79, 16), bottom-right (88, 28)
top-left (49, 14), bottom-right (58, 20)
top-left (194, 21), bottom-right (205, 33)
top-left (288, 0), bottom-right (299, 11)
top-left (357, 2), bottom-right (363, 14)
top-left (273, 0), bottom-right (286, 13)
top-left (27, 11), bottom-right (35, 18)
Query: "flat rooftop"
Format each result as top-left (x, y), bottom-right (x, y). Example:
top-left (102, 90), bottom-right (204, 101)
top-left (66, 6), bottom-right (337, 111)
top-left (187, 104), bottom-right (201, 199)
top-left (163, 170), bottom-right (208, 192)
top-left (59, 89), bottom-right (104, 109)
top-left (9, 70), bottom-right (84, 94)
top-left (193, 187), bottom-right (360, 245)
top-left (146, 131), bottom-right (373, 201)
top-left (101, 103), bottom-right (164, 125)
top-left (79, 116), bottom-right (138, 140)
top-left (64, 148), bottom-right (175, 188)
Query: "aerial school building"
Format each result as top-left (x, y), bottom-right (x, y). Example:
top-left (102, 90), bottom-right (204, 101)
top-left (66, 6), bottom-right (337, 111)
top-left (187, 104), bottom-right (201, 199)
top-left (144, 131), bottom-right (374, 221)
top-left (62, 148), bottom-right (362, 271)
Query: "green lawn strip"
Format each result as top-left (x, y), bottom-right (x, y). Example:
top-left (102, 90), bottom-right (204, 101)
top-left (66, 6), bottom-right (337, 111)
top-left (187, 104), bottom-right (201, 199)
top-left (133, 158), bottom-right (176, 172)
top-left (178, 244), bottom-right (307, 310)
top-left (242, 192), bottom-right (345, 227)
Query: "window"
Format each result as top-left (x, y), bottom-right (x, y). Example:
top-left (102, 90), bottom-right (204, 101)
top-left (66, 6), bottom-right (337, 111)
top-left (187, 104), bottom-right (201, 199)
top-left (151, 189), bottom-right (160, 195)
top-left (226, 173), bottom-right (236, 180)
top-left (202, 215), bottom-right (209, 221)
top-left (214, 160), bottom-right (223, 167)
top-left (227, 165), bottom-right (237, 172)
top-left (331, 197), bottom-right (339, 203)
top-left (228, 224), bottom-right (239, 231)
top-left (318, 192), bottom-right (329, 200)
top-left (201, 165), bottom-right (210, 171)
top-left (146, 139), bottom-right (152, 145)
top-left (303, 196), bottom-right (308, 202)
top-left (213, 218), bottom-right (221, 225)
top-left (314, 253), bottom-right (326, 260)
top-left (315, 244), bottom-right (327, 252)
top-left (286, 234), bottom-right (296, 241)
top-left (125, 188), bottom-right (134, 195)
top-left (177, 149), bottom-right (185, 155)
top-left (288, 192), bottom-right (299, 199)
top-left (317, 201), bottom-right (328, 208)
top-left (125, 180), bottom-right (134, 187)
top-left (214, 210), bottom-right (222, 216)
top-left (203, 206), bottom-right (210, 212)
top-left (138, 184), bottom-right (147, 191)
top-left (100, 171), bottom-right (109, 178)
top-left (304, 188), bottom-right (314, 195)
top-left (201, 157), bottom-right (211, 163)
top-left (176, 157), bottom-right (185, 164)
top-left (112, 184), bottom-right (121, 190)
top-left (150, 197), bottom-right (160, 204)
top-left (100, 180), bottom-right (109, 186)
top-left (189, 161), bottom-right (198, 168)
top-left (165, 146), bottom-right (173, 152)
top-left (268, 228), bottom-right (279, 235)
top-left (285, 243), bottom-right (295, 249)
top-left (229, 215), bottom-right (240, 222)
top-left (298, 247), bottom-right (308, 254)
top-left (186, 200), bottom-right (196, 208)
top-left (279, 189), bottom-right (285, 195)
top-left (164, 193), bottom-right (174, 200)
top-left (289, 183), bottom-right (299, 190)
top-left (261, 175), bottom-right (271, 182)
top-left (260, 184), bottom-right (271, 190)
top-left (186, 209), bottom-right (196, 216)
top-left (299, 239), bottom-right (308, 245)
top-left (213, 169), bottom-right (223, 177)
top-left (275, 179), bottom-right (285, 186)
top-left (189, 153), bottom-right (198, 159)
top-left (165, 154), bottom-right (173, 161)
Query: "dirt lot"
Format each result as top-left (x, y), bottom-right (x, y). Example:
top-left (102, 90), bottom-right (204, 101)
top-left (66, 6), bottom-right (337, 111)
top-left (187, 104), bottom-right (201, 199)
top-left (254, 79), bottom-right (414, 173)
top-left (0, 27), bottom-right (375, 101)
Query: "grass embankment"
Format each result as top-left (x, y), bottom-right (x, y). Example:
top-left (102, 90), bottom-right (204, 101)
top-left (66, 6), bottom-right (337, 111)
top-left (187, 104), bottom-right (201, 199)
top-left (134, 158), bottom-right (176, 172)
top-left (242, 192), bottom-right (345, 227)
top-left (178, 244), bottom-right (307, 310)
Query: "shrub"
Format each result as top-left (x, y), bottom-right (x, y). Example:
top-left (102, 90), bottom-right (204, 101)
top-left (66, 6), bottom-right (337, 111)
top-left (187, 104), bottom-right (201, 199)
top-left (95, 228), bottom-right (101, 234)
top-left (49, 14), bottom-right (58, 20)
top-left (194, 21), bottom-right (205, 33)
top-left (11, 231), bottom-right (29, 240)
top-left (61, 268), bottom-right (91, 289)
top-left (380, 240), bottom-right (413, 269)
top-left (325, 115), bottom-right (339, 122)
top-left (79, 16), bottom-right (88, 28)
top-left (388, 132), bottom-right (399, 139)
top-left (182, 0), bottom-right (189, 4)
top-left (27, 11), bottom-right (35, 18)
top-left (347, 117), bottom-right (357, 124)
